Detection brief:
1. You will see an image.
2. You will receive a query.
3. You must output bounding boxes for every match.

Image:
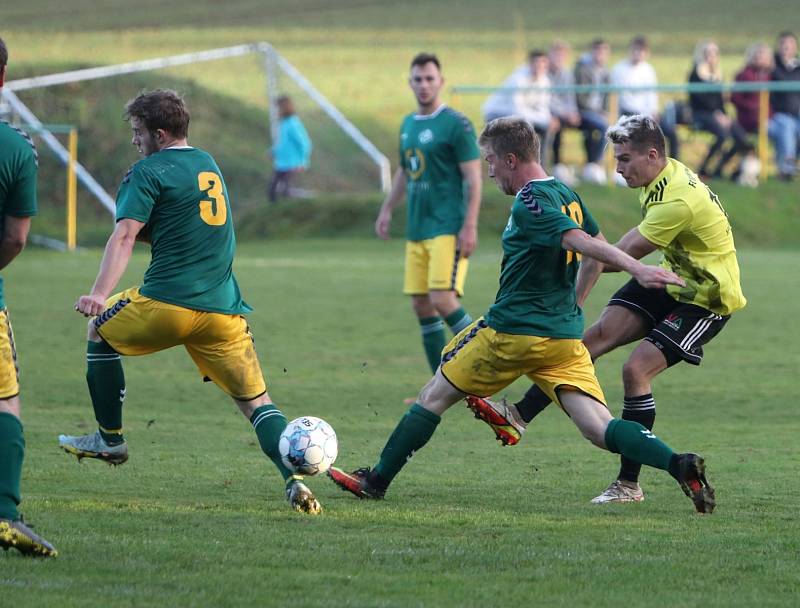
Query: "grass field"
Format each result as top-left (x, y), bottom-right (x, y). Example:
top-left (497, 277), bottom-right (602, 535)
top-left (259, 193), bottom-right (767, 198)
top-left (1, 239), bottom-right (798, 606)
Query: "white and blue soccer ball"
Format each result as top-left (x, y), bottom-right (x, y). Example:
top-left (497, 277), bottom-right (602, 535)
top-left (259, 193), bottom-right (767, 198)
top-left (279, 416), bottom-right (338, 476)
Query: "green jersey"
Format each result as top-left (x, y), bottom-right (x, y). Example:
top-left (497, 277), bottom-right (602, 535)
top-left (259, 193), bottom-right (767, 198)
top-left (115, 147), bottom-right (250, 315)
top-left (399, 104), bottom-right (480, 241)
top-left (485, 178), bottom-right (599, 338)
top-left (0, 122), bottom-right (38, 310)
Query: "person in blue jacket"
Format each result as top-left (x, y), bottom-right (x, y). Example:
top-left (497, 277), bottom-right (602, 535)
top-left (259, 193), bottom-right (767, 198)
top-left (269, 95), bottom-right (312, 202)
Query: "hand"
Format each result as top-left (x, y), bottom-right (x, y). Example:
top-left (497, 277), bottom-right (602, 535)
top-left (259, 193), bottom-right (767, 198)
top-left (714, 112), bottom-right (731, 130)
top-left (75, 294), bottom-right (107, 317)
top-left (375, 209), bottom-right (392, 240)
top-left (457, 224), bottom-right (478, 258)
top-left (633, 265), bottom-right (686, 290)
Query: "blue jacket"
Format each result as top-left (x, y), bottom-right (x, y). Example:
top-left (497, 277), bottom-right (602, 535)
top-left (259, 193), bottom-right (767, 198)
top-left (272, 115), bottom-right (312, 171)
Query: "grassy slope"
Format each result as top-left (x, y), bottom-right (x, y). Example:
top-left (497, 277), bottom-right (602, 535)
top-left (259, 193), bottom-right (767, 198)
top-left (0, 240), bottom-right (798, 606)
top-left (3, 0), bottom-right (799, 247)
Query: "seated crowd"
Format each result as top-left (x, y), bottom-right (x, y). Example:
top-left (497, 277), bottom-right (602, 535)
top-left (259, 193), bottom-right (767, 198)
top-left (482, 32), bottom-right (800, 184)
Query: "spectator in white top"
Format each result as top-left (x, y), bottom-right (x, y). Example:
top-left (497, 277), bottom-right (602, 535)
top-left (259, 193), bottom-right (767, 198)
top-left (482, 49), bottom-right (560, 166)
top-left (610, 36), bottom-right (680, 159)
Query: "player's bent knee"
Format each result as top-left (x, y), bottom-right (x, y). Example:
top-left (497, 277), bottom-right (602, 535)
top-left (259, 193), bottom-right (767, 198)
top-left (87, 319), bottom-right (102, 342)
top-left (0, 396), bottom-right (21, 418)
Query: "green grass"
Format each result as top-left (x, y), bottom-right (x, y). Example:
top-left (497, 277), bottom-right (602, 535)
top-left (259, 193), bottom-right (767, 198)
top-left (1, 239), bottom-right (798, 606)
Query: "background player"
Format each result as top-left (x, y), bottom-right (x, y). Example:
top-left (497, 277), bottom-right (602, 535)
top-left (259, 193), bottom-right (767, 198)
top-left (467, 114), bottom-right (746, 505)
top-left (375, 53), bottom-right (483, 373)
top-left (0, 37), bottom-right (58, 558)
top-left (329, 118), bottom-right (715, 514)
top-left (57, 89), bottom-right (321, 514)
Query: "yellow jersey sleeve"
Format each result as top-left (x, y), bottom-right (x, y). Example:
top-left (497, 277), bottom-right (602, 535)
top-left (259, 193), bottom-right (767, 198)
top-left (638, 199), bottom-right (693, 247)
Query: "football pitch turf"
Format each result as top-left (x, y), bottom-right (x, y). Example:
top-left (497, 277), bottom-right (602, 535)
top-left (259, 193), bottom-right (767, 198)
top-left (1, 239), bottom-right (798, 607)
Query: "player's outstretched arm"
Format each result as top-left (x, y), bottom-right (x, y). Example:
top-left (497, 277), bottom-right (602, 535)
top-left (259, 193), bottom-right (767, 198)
top-left (75, 218), bottom-right (145, 316)
top-left (574, 230), bottom-right (607, 307)
top-left (562, 229), bottom-right (684, 290)
top-left (0, 216), bottom-right (32, 272)
top-left (375, 167), bottom-right (407, 240)
top-left (457, 159), bottom-right (482, 258)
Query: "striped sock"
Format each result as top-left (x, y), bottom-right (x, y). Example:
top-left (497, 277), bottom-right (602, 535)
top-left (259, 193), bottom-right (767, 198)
top-left (444, 307), bottom-right (473, 335)
top-left (618, 393), bottom-right (656, 483)
top-left (419, 316), bottom-right (446, 373)
top-left (86, 340), bottom-right (126, 445)
top-left (250, 405), bottom-right (293, 481)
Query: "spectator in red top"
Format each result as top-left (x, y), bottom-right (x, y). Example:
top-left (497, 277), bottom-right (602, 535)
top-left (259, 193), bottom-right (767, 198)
top-left (731, 43), bottom-right (774, 134)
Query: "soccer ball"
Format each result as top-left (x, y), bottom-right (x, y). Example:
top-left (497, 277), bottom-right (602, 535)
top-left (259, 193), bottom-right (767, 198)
top-left (278, 416), bottom-right (338, 476)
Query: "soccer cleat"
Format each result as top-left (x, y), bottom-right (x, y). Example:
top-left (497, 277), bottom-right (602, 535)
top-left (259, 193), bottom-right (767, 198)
top-left (58, 430), bottom-right (129, 465)
top-left (327, 467), bottom-right (385, 499)
top-left (286, 478), bottom-right (322, 515)
top-left (465, 395), bottom-right (526, 446)
top-left (0, 518), bottom-right (58, 557)
top-left (674, 453), bottom-right (716, 514)
top-left (590, 479), bottom-right (645, 504)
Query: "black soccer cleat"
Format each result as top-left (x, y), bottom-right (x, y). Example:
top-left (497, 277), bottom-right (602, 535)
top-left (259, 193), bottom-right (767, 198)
top-left (327, 467), bottom-right (385, 499)
top-left (674, 453), bottom-right (716, 514)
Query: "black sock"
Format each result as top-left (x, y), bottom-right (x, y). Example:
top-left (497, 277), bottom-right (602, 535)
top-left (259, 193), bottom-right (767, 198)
top-left (515, 384), bottom-right (552, 423)
top-left (618, 393), bottom-right (656, 483)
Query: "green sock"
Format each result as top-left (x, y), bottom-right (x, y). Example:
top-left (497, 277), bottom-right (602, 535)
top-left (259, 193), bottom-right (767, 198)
top-left (419, 316), bottom-right (446, 373)
top-left (250, 405), bottom-right (293, 481)
top-left (0, 412), bottom-right (24, 520)
top-left (374, 403), bottom-right (441, 484)
top-left (444, 307), bottom-right (473, 335)
top-left (604, 418), bottom-right (675, 472)
top-left (86, 340), bottom-right (126, 445)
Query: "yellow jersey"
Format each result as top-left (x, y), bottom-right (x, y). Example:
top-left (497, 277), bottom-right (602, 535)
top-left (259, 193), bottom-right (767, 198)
top-left (637, 159), bottom-right (746, 315)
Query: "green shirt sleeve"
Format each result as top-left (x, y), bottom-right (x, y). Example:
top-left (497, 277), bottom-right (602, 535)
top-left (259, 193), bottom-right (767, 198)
top-left (450, 115), bottom-right (480, 163)
top-left (638, 199), bottom-right (693, 247)
top-left (515, 187), bottom-right (580, 248)
top-left (115, 162), bottom-right (159, 223)
top-left (5, 149), bottom-right (38, 217)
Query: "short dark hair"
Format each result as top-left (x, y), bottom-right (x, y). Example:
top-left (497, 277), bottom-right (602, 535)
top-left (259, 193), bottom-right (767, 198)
top-left (410, 52), bottom-right (440, 71)
top-left (631, 35), bottom-right (649, 49)
top-left (591, 38), bottom-right (608, 49)
top-left (777, 31), bottom-right (797, 42)
top-left (606, 114), bottom-right (665, 157)
top-left (0, 38), bottom-right (8, 70)
top-left (479, 117), bottom-right (541, 164)
top-left (527, 49), bottom-right (547, 61)
top-left (123, 89), bottom-right (190, 138)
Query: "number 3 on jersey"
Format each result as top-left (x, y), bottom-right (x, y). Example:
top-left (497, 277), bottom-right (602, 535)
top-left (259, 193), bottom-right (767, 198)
top-left (561, 201), bottom-right (584, 264)
top-left (198, 171), bottom-right (227, 226)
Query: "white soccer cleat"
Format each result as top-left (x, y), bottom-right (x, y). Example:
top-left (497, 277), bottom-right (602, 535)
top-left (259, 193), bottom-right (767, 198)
top-left (58, 430), bottom-right (129, 465)
top-left (590, 480), bottom-right (645, 504)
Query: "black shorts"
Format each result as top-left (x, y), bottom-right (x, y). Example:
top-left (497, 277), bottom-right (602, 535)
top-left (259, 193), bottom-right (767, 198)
top-left (608, 279), bottom-right (730, 366)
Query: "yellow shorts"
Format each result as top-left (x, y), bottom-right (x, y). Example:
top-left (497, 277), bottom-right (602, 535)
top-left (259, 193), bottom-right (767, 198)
top-left (95, 288), bottom-right (267, 401)
top-left (403, 234), bottom-right (469, 296)
top-left (440, 318), bottom-right (606, 409)
top-left (0, 310), bottom-right (20, 400)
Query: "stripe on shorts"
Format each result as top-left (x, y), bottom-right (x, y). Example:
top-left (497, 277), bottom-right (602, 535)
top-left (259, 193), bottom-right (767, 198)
top-left (679, 313), bottom-right (722, 351)
top-left (93, 298), bottom-right (131, 329)
top-left (441, 319), bottom-right (487, 364)
top-left (449, 246), bottom-right (462, 291)
top-left (4, 310), bottom-right (19, 382)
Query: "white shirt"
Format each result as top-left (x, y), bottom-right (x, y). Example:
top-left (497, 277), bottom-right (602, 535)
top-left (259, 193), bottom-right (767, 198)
top-left (482, 65), bottom-right (552, 128)
top-left (610, 59), bottom-right (659, 116)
